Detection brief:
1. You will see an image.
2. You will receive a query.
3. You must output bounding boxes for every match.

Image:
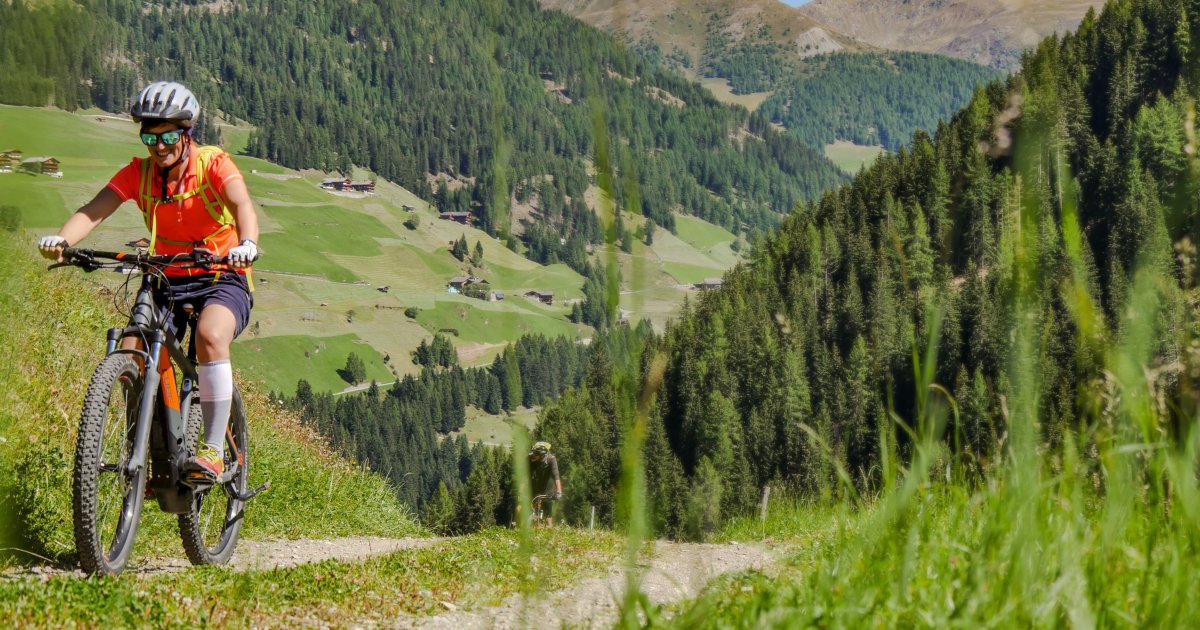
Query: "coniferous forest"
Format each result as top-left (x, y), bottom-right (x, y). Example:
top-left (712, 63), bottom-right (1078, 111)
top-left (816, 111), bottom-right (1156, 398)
top-left (276, 333), bottom-right (592, 515)
top-left (263, 0), bottom-right (1200, 540)
top-left (0, 0), bottom-right (847, 262)
top-left (758, 52), bottom-right (1003, 151)
top-left (532, 0), bottom-right (1200, 538)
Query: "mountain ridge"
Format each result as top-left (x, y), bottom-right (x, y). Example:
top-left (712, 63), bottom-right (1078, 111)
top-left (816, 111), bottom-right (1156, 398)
top-left (538, 0), bottom-right (870, 77)
top-left (798, 0), bottom-right (1106, 67)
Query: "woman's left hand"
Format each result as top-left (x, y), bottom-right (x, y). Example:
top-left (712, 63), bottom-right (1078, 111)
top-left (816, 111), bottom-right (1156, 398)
top-left (228, 239), bottom-right (258, 268)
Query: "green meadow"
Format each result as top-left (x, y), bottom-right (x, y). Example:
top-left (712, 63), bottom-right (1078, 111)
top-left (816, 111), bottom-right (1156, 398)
top-left (232, 332), bottom-right (393, 394)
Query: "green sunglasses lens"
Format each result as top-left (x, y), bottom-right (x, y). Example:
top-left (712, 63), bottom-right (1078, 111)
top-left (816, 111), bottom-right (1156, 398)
top-left (140, 130), bottom-right (183, 146)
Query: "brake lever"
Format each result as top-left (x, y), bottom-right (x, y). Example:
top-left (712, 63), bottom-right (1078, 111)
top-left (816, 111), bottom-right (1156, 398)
top-left (192, 247), bottom-right (216, 270)
top-left (48, 258), bottom-right (101, 273)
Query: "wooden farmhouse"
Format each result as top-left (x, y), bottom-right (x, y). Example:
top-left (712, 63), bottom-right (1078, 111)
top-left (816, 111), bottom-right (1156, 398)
top-left (439, 211), bottom-right (472, 225)
top-left (21, 157), bottom-right (61, 176)
top-left (321, 177), bottom-right (351, 191)
top-left (525, 290), bottom-right (554, 305)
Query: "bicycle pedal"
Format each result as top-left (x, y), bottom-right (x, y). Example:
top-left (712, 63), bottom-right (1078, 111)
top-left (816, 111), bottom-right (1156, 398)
top-left (182, 471), bottom-right (218, 488)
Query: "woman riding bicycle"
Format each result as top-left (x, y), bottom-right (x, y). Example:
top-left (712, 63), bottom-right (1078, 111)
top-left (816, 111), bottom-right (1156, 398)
top-left (38, 81), bottom-right (260, 483)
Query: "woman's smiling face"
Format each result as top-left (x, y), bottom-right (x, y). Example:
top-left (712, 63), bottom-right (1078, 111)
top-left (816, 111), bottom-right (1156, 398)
top-left (140, 121), bottom-right (187, 169)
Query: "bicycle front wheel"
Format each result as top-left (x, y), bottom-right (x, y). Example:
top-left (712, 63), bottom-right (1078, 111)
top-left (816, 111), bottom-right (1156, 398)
top-left (179, 386), bottom-right (248, 565)
top-left (73, 353), bottom-right (147, 576)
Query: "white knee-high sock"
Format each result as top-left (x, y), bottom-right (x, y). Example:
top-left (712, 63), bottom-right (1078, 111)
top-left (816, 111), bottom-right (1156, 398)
top-left (198, 360), bottom-right (233, 456)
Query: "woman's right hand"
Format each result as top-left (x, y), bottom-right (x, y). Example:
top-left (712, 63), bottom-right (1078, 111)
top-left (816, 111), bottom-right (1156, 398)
top-left (38, 235), bottom-right (68, 261)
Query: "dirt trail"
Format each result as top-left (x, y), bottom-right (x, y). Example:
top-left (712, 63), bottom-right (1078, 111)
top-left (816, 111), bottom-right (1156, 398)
top-left (409, 540), bottom-right (773, 629)
top-left (7, 536), bottom-right (772, 627)
top-left (4, 536), bottom-right (438, 580)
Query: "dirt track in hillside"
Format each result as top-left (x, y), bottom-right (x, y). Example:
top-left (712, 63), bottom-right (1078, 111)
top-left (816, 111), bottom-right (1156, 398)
top-left (407, 540), bottom-right (774, 629)
top-left (6, 535), bottom-right (773, 627)
top-left (3, 536), bottom-right (439, 580)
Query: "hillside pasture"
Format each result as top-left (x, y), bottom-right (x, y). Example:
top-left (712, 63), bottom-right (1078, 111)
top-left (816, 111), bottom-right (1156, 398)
top-left (0, 106), bottom-right (746, 393)
top-left (233, 332), bottom-right (393, 394)
top-left (415, 298), bottom-right (583, 345)
top-left (456, 405), bottom-right (540, 446)
top-left (824, 140), bottom-right (885, 174)
top-left (699, 78), bottom-right (773, 112)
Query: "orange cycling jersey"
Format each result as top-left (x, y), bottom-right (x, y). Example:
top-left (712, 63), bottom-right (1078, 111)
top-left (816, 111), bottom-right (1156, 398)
top-left (107, 146), bottom-right (248, 277)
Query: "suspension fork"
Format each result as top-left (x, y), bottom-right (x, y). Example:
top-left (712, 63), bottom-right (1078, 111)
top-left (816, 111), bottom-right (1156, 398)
top-left (126, 330), bottom-right (166, 478)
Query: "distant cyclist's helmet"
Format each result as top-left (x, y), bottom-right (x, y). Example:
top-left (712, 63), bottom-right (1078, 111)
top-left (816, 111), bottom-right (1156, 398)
top-left (130, 81), bottom-right (200, 128)
top-left (531, 441), bottom-right (551, 456)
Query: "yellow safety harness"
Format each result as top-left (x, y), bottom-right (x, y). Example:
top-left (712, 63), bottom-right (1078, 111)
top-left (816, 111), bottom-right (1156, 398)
top-left (136, 144), bottom-right (236, 254)
top-left (134, 144), bottom-right (253, 289)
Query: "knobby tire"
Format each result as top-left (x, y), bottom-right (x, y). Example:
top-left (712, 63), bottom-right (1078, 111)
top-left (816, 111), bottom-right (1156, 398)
top-left (178, 387), bottom-right (248, 565)
top-left (73, 354), bottom-right (146, 576)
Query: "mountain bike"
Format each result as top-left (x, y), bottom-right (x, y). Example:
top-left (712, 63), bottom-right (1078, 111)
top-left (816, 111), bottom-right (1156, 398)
top-left (53, 247), bottom-right (269, 576)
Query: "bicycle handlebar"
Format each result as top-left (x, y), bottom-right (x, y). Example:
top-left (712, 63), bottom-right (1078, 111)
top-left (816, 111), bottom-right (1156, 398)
top-left (55, 247), bottom-right (238, 272)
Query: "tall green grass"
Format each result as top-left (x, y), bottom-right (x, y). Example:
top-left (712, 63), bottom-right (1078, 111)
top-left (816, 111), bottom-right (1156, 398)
top-left (655, 105), bottom-right (1200, 629)
top-left (0, 231), bottom-right (423, 567)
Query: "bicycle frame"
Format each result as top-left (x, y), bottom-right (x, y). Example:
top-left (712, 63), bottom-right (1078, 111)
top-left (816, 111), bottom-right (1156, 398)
top-left (58, 247), bottom-right (266, 512)
top-left (105, 277), bottom-right (200, 514)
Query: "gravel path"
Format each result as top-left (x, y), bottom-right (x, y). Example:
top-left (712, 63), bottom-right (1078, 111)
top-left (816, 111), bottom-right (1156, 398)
top-left (408, 540), bottom-right (773, 629)
top-left (4, 536), bottom-right (439, 580)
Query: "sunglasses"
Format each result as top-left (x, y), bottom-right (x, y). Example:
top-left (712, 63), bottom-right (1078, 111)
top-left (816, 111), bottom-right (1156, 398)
top-left (139, 129), bottom-right (184, 146)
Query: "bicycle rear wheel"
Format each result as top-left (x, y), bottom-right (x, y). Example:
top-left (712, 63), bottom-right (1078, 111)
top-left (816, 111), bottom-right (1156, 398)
top-left (73, 354), bottom-right (147, 576)
top-left (179, 386), bottom-right (248, 565)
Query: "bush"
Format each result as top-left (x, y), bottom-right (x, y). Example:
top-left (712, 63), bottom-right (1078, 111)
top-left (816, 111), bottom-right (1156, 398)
top-left (404, 306), bottom-right (420, 318)
top-left (403, 215), bottom-right (419, 230)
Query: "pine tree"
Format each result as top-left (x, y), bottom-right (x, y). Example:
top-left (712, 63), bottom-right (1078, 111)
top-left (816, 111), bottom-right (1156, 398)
top-left (343, 352), bottom-right (367, 384)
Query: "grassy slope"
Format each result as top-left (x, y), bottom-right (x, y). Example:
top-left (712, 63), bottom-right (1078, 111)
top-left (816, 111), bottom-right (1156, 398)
top-left (234, 333), bottom-right (394, 395)
top-left (1, 105), bottom-right (751, 394)
top-left (0, 232), bottom-right (422, 565)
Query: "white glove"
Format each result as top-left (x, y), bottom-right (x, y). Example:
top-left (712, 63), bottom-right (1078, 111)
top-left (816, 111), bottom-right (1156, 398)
top-left (228, 239), bottom-right (259, 267)
top-left (38, 235), bottom-right (68, 260)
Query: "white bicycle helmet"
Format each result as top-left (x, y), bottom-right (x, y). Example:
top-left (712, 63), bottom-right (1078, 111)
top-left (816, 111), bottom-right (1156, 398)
top-left (130, 81), bottom-right (200, 128)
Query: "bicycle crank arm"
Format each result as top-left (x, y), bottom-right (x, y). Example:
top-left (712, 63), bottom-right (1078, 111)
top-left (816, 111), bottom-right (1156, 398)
top-left (228, 480), bottom-right (271, 502)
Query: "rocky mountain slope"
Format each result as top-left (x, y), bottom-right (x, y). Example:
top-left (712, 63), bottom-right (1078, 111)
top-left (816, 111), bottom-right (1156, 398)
top-left (798, 0), bottom-right (1106, 67)
top-left (538, 0), bottom-right (869, 76)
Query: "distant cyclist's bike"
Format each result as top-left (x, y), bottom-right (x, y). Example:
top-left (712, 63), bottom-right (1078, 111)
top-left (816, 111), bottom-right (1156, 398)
top-left (53, 247), bottom-right (269, 576)
top-left (529, 494), bottom-right (554, 528)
